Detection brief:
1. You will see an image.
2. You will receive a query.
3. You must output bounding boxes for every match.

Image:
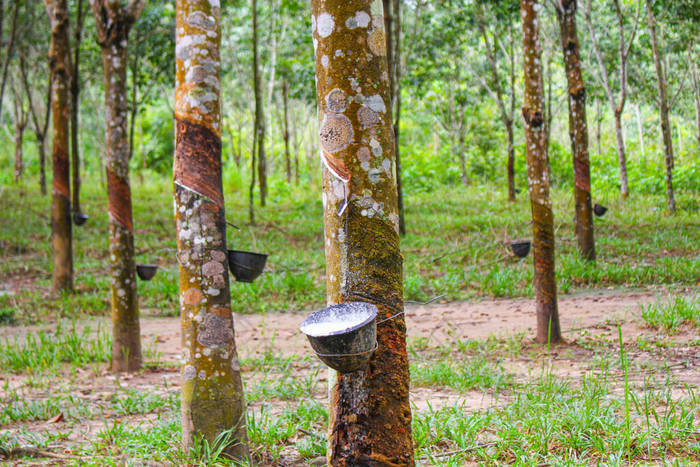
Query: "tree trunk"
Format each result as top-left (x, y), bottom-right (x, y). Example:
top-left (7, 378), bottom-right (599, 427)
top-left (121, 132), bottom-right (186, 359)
top-left (91, 0), bottom-right (144, 373)
top-left (521, 0), bottom-right (561, 345)
top-left (45, 0), bottom-right (73, 293)
top-left (311, 1), bottom-right (414, 464)
top-left (13, 116), bottom-right (24, 182)
top-left (595, 99), bottom-right (601, 157)
top-left (645, 0), bottom-right (675, 214)
top-left (251, 0), bottom-right (266, 206)
top-left (39, 138), bottom-right (47, 195)
top-left (556, 0), bottom-right (595, 261)
top-left (457, 110), bottom-right (468, 186)
top-left (174, 0), bottom-right (250, 459)
top-left (249, 117), bottom-right (257, 225)
top-left (0, 1), bottom-right (19, 121)
top-left (70, 0), bottom-right (84, 216)
top-left (282, 80), bottom-right (291, 183)
top-left (613, 110), bottom-right (629, 196)
top-left (635, 104), bottom-right (645, 165)
top-left (691, 52), bottom-right (700, 148)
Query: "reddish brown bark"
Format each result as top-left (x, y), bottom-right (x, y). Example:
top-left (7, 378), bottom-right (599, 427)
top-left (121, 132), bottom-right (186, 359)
top-left (521, 0), bottom-right (562, 345)
top-left (311, 1), bottom-right (414, 465)
top-left (556, 0), bottom-right (595, 261)
top-left (45, 0), bottom-right (73, 292)
top-left (91, 0), bottom-right (145, 372)
top-left (70, 0), bottom-right (85, 216)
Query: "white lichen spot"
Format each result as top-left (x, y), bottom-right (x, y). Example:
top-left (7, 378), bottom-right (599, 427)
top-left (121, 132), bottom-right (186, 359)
top-left (366, 94), bottom-right (386, 113)
top-left (183, 365), bottom-right (196, 381)
top-left (321, 54), bottom-right (329, 68)
top-left (346, 11), bottom-right (371, 29)
top-left (198, 370), bottom-right (206, 379)
top-left (317, 13), bottom-right (334, 38)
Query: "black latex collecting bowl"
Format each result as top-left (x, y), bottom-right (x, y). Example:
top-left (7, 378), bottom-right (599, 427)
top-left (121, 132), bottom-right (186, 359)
top-left (73, 212), bottom-right (89, 226)
top-left (300, 302), bottom-right (378, 373)
top-left (228, 250), bottom-right (268, 283)
top-left (510, 240), bottom-right (531, 258)
top-left (593, 203), bottom-right (608, 217)
top-left (136, 264), bottom-right (158, 281)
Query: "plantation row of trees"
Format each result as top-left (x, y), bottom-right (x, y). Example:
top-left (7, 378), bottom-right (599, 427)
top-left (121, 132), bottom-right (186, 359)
top-left (0, 0), bottom-right (698, 463)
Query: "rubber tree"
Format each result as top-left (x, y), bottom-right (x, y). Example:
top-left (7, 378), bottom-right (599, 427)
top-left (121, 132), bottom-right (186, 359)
top-left (644, 0), bottom-right (675, 214)
top-left (521, 0), bottom-right (562, 344)
top-left (251, 0), bottom-right (267, 207)
top-left (45, 0), bottom-right (74, 292)
top-left (554, 0), bottom-right (595, 261)
top-left (311, 1), bottom-right (414, 464)
top-left (70, 0), bottom-right (86, 218)
top-left (174, 0), bottom-right (250, 459)
top-left (691, 51), bottom-right (700, 148)
top-left (19, 56), bottom-right (51, 196)
top-left (11, 83), bottom-right (28, 182)
top-left (90, 0), bottom-right (145, 372)
top-left (583, 0), bottom-right (640, 198)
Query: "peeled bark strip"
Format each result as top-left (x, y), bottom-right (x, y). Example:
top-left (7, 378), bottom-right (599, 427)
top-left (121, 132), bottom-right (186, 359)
top-left (556, 0), bottom-right (595, 261)
top-left (91, 0), bottom-right (144, 372)
top-left (311, 1), bottom-right (414, 464)
top-left (645, 0), bottom-right (675, 214)
top-left (45, 0), bottom-right (73, 292)
top-left (174, 0), bottom-right (249, 459)
top-left (521, 0), bottom-right (562, 345)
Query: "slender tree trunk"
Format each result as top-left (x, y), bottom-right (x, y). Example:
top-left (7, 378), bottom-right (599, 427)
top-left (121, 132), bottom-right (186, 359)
top-left (457, 110), bottom-right (468, 186)
top-left (613, 110), bottom-right (629, 196)
top-left (676, 119), bottom-right (682, 157)
top-left (39, 139), bottom-right (47, 195)
top-left (596, 98), bottom-right (602, 157)
top-left (70, 0), bottom-right (84, 216)
top-left (311, 1), bottom-right (414, 464)
top-left (249, 120), bottom-right (257, 225)
top-left (635, 104), bottom-right (645, 164)
top-left (0, 2), bottom-right (19, 120)
top-left (129, 63), bottom-right (138, 164)
top-left (174, 0), bottom-right (250, 458)
top-left (282, 80), bottom-right (291, 183)
top-left (13, 113), bottom-right (25, 182)
top-left (91, 0), bottom-right (144, 373)
top-left (691, 53), bottom-right (700, 148)
top-left (645, 0), bottom-right (675, 214)
top-left (291, 106), bottom-right (300, 184)
top-left (521, 0), bottom-right (561, 345)
top-left (45, 0), bottom-right (73, 292)
top-left (556, 0), bottom-right (595, 261)
top-left (507, 26), bottom-right (517, 201)
top-left (251, 0), bottom-right (266, 206)
top-left (235, 119), bottom-right (241, 168)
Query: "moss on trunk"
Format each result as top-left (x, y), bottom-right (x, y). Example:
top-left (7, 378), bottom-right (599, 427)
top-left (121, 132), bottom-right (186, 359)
top-left (521, 0), bottom-right (562, 345)
top-left (310, 1), bottom-right (414, 464)
top-left (45, 0), bottom-right (73, 293)
top-left (556, 0), bottom-right (595, 261)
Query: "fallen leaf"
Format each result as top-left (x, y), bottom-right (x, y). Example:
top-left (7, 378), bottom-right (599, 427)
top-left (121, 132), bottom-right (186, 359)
top-left (48, 413), bottom-right (64, 423)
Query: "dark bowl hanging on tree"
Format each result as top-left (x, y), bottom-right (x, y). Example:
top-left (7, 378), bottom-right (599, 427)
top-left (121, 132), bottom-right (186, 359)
top-left (136, 264), bottom-right (158, 281)
top-left (227, 250), bottom-right (268, 283)
top-left (510, 240), bottom-right (531, 258)
top-left (73, 212), bottom-right (89, 226)
top-left (593, 203), bottom-right (608, 217)
top-left (300, 302), bottom-right (378, 373)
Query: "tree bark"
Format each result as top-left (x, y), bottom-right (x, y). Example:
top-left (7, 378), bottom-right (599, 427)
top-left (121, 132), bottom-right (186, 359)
top-left (521, 0), bottom-right (561, 345)
top-left (645, 0), bottom-right (675, 214)
top-left (392, 0), bottom-right (405, 236)
top-left (0, 1), bottom-right (19, 121)
top-left (282, 80), bottom-right (291, 183)
top-left (91, 0), bottom-right (145, 372)
top-left (251, 0), bottom-right (266, 206)
top-left (690, 51), bottom-right (700, 149)
top-left (311, 1), bottom-right (414, 464)
top-left (556, 0), bottom-right (595, 261)
top-left (70, 0), bottom-right (85, 216)
top-left (45, 0), bottom-right (73, 292)
top-left (12, 87), bottom-right (28, 182)
top-left (635, 104), bottom-right (645, 165)
top-left (174, 0), bottom-right (250, 459)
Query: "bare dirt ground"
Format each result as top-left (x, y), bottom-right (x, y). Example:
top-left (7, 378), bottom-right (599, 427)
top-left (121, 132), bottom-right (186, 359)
top-left (1, 288), bottom-right (698, 465)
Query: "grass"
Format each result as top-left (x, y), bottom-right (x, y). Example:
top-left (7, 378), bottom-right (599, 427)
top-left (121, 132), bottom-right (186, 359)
top-left (641, 296), bottom-right (700, 333)
top-left (1, 177), bottom-right (698, 322)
